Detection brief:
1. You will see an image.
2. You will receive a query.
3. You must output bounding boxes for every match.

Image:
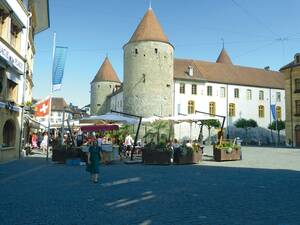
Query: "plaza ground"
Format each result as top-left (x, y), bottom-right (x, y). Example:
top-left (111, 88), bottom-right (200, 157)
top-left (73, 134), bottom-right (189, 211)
top-left (1, 146), bottom-right (300, 225)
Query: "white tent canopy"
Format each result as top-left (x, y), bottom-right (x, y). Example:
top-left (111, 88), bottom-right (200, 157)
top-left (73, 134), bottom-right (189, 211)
top-left (80, 112), bottom-right (139, 125)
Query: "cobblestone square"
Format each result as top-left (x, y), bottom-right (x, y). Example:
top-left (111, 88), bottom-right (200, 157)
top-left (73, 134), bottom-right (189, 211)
top-left (1, 146), bottom-right (300, 225)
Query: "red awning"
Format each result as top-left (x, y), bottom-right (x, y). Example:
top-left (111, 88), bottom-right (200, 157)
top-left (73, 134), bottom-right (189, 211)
top-left (80, 124), bottom-right (119, 132)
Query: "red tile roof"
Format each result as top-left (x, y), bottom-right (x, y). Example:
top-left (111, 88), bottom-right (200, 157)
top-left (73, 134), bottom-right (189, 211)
top-left (92, 57), bottom-right (120, 83)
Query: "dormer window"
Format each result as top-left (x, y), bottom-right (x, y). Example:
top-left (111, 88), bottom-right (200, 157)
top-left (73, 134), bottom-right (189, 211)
top-left (188, 66), bottom-right (193, 76)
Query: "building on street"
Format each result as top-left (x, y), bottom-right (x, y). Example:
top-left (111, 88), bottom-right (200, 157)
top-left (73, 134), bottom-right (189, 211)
top-left (280, 53), bottom-right (300, 147)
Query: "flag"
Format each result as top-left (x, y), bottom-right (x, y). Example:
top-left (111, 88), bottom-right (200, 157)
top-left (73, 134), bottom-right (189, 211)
top-left (270, 104), bottom-right (277, 121)
top-left (35, 97), bottom-right (51, 117)
top-left (52, 46), bottom-right (68, 92)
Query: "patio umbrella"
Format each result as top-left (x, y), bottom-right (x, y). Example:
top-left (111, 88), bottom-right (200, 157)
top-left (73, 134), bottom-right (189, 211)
top-left (80, 112), bottom-right (139, 125)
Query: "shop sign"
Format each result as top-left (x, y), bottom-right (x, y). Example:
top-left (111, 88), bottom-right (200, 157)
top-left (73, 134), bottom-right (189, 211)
top-left (0, 41), bottom-right (24, 73)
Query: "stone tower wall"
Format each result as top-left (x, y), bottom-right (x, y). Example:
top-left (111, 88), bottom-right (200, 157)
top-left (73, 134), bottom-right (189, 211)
top-left (123, 41), bottom-right (174, 117)
top-left (90, 81), bottom-right (119, 115)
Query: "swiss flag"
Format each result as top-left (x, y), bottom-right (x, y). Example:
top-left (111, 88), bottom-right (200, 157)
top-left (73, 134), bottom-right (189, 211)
top-left (35, 97), bottom-right (51, 117)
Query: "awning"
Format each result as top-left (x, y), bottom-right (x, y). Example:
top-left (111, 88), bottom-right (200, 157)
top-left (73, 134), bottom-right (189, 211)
top-left (80, 113), bottom-right (139, 125)
top-left (80, 124), bottom-right (119, 133)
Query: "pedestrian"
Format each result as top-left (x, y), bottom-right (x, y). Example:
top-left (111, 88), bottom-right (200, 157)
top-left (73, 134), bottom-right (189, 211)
top-left (124, 133), bottom-right (134, 157)
top-left (86, 139), bottom-right (102, 183)
top-left (40, 132), bottom-right (48, 153)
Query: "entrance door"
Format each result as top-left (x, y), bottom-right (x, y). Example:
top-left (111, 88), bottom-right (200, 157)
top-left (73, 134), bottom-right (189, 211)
top-left (295, 125), bottom-right (300, 147)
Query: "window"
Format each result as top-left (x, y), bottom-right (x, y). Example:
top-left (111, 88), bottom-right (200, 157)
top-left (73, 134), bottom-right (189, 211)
top-left (188, 100), bottom-right (195, 114)
top-left (296, 100), bottom-right (300, 115)
top-left (180, 83), bottom-right (185, 94)
top-left (258, 105), bottom-right (264, 118)
top-left (155, 48), bottom-right (158, 54)
top-left (220, 87), bottom-right (226, 98)
top-left (295, 79), bottom-right (300, 92)
top-left (276, 106), bottom-right (281, 120)
top-left (276, 92), bottom-right (281, 102)
top-left (207, 86), bottom-right (212, 96)
top-left (192, 84), bottom-right (197, 95)
top-left (135, 48), bottom-right (138, 54)
top-left (58, 112), bottom-right (62, 117)
top-left (2, 119), bottom-right (16, 147)
top-left (7, 79), bottom-right (18, 103)
top-left (229, 103), bottom-right (235, 117)
top-left (259, 90), bottom-right (264, 100)
top-left (10, 25), bottom-right (20, 50)
top-left (209, 102), bottom-right (216, 115)
top-left (247, 89), bottom-right (252, 100)
top-left (234, 88), bottom-right (239, 98)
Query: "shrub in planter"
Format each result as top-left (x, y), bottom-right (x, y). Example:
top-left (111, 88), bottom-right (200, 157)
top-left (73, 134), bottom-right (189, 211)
top-left (142, 143), bottom-right (172, 165)
top-left (173, 144), bottom-right (202, 164)
top-left (213, 141), bottom-right (241, 162)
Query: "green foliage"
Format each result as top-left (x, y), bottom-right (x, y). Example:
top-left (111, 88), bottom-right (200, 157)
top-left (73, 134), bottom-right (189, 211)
top-left (202, 119), bottom-right (221, 129)
top-left (144, 120), bottom-right (169, 144)
top-left (268, 120), bottom-right (285, 131)
top-left (25, 101), bottom-right (32, 107)
top-left (116, 124), bottom-right (133, 142)
top-left (235, 118), bottom-right (258, 129)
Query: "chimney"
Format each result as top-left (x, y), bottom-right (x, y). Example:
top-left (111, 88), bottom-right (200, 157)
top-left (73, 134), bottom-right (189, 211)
top-left (294, 53), bottom-right (300, 64)
top-left (188, 66), bottom-right (193, 76)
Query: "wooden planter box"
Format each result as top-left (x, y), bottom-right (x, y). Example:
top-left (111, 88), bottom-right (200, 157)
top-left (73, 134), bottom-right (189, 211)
top-left (213, 145), bottom-right (241, 162)
top-left (174, 150), bottom-right (202, 164)
top-left (142, 149), bottom-right (172, 165)
top-left (52, 147), bottom-right (82, 163)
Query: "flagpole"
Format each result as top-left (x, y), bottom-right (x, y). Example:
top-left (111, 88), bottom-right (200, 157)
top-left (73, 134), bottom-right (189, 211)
top-left (46, 32), bottom-right (56, 161)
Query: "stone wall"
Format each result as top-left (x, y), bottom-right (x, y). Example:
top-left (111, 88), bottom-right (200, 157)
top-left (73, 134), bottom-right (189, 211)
top-left (123, 41), bottom-right (174, 117)
top-left (90, 81), bottom-right (119, 115)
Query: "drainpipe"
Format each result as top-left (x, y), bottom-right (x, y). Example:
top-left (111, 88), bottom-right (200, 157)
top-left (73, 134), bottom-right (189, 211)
top-left (19, 12), bottom-right (32, 159)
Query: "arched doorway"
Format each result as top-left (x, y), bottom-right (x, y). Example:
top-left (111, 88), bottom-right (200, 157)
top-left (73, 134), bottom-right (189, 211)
top-left (295, 125), bottom-right (300, 147)
top-left (3, 119), bottom-right (16, 147)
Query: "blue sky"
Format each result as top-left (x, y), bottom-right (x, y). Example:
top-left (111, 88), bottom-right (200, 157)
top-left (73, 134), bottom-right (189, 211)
top-left (33, 0), bottom-right (300, 107)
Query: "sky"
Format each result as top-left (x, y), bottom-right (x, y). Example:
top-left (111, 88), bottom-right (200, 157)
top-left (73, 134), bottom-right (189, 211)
top-left (32, 0), bottom-right (300, 108)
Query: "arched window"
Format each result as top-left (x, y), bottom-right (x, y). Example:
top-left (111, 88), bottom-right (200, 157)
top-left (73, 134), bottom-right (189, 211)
top-left (229, 103), bottom-right (235, 117)
top-left (3, 119), bottom-right (16, 147)
top-left (209, 102), bottom-right (216, 115)
top-left (258, 105), bottom-right (264, 118)
top-left (188, 100), bottom-right (195, 114)
top-left (276, 106), bottom-right (281, 120)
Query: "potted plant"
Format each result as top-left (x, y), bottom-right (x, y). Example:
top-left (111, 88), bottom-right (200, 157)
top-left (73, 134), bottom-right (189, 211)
top-left (52, 139), bottom-right (82, 163)
top-left (173, 143), bottom-right (203, 164)
top-left (142, 142), bottom-right (172, 165)
top-left (213, 138), bottom-right (241, 162)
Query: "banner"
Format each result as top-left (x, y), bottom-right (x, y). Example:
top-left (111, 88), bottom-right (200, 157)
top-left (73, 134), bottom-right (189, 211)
top-left (270, 104), bottom-right (277, 121)
top-left (35, 96), bottom-right (51, 117)
top-left (52, 46), bottom-right (68, 92)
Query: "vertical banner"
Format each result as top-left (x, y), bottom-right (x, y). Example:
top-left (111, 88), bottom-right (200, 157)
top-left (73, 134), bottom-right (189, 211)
top-left (270, 104), bottom-right (277, 121)
top-left (52, 46), bottom-right (68, 92)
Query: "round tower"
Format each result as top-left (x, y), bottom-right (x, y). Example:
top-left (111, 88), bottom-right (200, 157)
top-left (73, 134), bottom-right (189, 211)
top-left (123, 8), bottom-right (174, 117)
top-left (90, 57), bottom-right (121, 115)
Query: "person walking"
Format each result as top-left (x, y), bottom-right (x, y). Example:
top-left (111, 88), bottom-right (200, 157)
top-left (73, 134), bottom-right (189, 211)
top-left (86, 139), bottom-right (102, 183)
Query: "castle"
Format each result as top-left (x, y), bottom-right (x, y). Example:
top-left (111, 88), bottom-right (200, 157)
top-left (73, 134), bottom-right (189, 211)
top-left (90, 8), bottom-right (285, 142)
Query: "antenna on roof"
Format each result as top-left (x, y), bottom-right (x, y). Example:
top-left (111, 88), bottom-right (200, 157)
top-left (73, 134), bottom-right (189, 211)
top-left (221, 38), bottom-right (225, 49)
top-left (149, 0), bottom-right (152, 10)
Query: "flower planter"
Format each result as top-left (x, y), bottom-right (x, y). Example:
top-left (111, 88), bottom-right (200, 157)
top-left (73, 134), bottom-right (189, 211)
top-left (173, 150), bottom-right (202, 164)
top-left (142, 149), bottom-right (172, 165)
top-left (213, 145), bottom-right (241, 162)
top-left (52, 147), bottom-right (83, 163)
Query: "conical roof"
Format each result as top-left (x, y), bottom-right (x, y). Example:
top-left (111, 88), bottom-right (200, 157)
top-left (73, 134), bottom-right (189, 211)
top-left (91, 57), bottom-right (120, 83)
top-left (216, 48), bottom-right (233, 65)
top-left (128, 8), bottom-right (170, 44)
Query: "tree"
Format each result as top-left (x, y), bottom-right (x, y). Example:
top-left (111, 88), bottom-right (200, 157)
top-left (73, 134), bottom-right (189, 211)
top-left (268, 120), bottom-right (285, 145)
top-left (202, 119), bottom-right (221, 145)
top-left (144, 120), bottom-right (169, 144)
top-left (235, 118), bottom-right (258, 144)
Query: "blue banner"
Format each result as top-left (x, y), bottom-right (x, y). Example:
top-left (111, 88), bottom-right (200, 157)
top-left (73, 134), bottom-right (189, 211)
top-left (52, 46), bottom-right (68, 92)
top-left (270, 104), bottom-right (277, 121)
